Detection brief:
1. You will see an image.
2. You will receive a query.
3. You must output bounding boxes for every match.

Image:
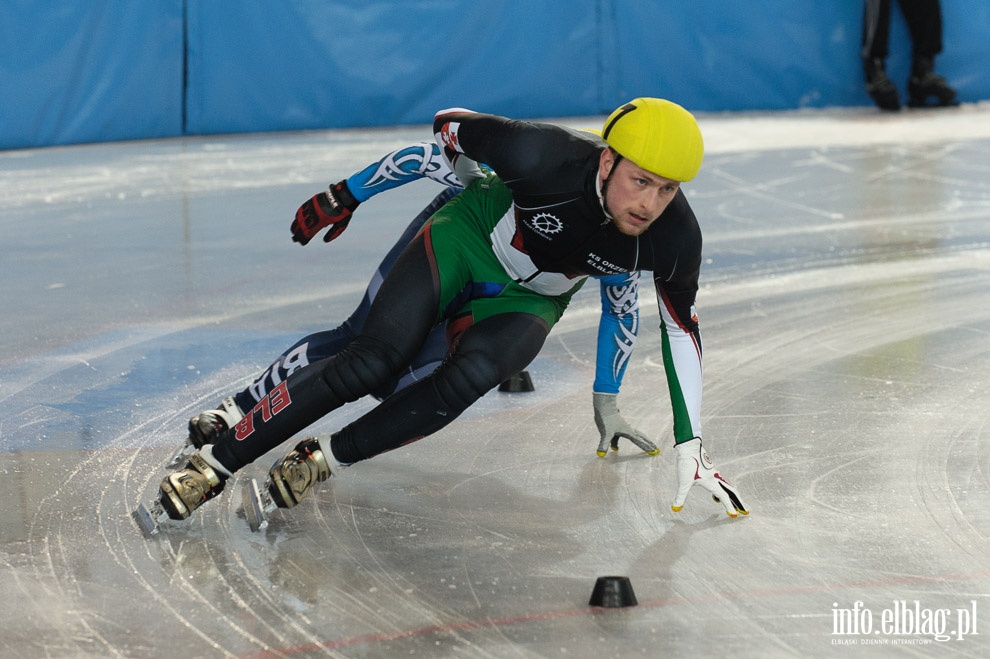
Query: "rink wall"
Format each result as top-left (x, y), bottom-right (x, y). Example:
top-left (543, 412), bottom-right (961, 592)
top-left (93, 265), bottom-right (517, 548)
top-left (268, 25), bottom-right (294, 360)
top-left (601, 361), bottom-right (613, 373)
top-left (2, 1), bottom-right (988, 150)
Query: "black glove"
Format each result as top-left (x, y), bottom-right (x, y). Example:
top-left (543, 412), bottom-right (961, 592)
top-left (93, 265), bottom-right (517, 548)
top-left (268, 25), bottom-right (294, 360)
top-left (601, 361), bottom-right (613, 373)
top-left (291, 180), bottom-right (360, 245)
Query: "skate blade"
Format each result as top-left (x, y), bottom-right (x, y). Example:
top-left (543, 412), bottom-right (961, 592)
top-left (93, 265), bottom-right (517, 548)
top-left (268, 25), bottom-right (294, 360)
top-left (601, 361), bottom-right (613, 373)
top-left (242, 478), bottom-right (276, 532)
top-left (164, 442), bottom-right (196, 470)
top-left (133, 501), bottom-right (169, 537)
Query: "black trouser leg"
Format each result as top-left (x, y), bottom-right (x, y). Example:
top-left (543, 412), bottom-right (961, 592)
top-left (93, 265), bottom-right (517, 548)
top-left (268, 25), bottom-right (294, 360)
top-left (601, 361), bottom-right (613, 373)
top-left (897, 0), bottom-right (943, 58)
top-left (861, 0), bottom-right (892, 60)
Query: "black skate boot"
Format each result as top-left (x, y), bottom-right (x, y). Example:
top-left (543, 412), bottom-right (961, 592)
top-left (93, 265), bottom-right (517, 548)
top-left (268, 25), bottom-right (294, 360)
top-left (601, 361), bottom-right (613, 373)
top-left (267, 437), bottom-right (333, 508)
top-left (907, 56), bottom-right (958, 108)
top-left (166, 396), bottom-right (245, 469)
top-left (159, 451), bottom-right (227, 520)
top-left (864, 58), bottom-right (900, 111)
top-left (189, 396), bottom-right (245, 446)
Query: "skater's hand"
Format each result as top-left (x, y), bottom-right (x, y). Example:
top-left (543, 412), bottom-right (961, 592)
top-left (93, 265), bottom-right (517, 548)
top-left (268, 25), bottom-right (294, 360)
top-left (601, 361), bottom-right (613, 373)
top-left (593, 392), bottom-right (659, 457)
top-left (291, 180), bottom-right (359, 245)
top-left (672, 437), bottom-right (748, 517)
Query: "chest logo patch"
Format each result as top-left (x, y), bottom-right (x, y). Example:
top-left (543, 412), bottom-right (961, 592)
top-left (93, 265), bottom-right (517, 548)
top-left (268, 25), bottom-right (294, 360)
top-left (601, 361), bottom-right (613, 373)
top-left (526, 212), bottom-right (564, 236)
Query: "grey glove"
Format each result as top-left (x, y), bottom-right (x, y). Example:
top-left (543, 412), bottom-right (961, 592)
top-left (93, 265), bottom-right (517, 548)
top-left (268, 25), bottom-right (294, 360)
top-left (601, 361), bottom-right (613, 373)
top-left (593, 392), bottom-right (660, 458)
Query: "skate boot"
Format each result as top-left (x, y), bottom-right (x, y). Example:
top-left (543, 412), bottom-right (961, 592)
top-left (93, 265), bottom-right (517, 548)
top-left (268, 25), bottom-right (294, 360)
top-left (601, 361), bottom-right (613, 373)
top-left (239, 435), bottom-right (336, 532)
top-left (907, 56), bottom-right (958, 108)
top-left (267, 437), bottom-right (333, 509)
top-left (189, 396), bottom-right (245, 446)
top-left (863, 58), bottom-right (900, 111)
top-left (159, 451), bottom-right (227, 520)
top-left (135, 450), bottom-right (229, 535)
top-left (166, 396), bottom-right (245, 469)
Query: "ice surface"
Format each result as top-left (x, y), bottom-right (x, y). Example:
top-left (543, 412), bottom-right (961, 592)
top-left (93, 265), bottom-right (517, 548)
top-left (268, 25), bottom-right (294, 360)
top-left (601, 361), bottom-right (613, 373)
top-left (2, 104), bottom-right (990, 657)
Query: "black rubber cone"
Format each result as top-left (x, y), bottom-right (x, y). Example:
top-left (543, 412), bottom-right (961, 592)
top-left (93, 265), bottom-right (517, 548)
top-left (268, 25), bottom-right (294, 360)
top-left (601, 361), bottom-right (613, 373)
top-left (589, 576), bottom-right (638, 608)
top-left (498, 370), bottom-right (534, 392)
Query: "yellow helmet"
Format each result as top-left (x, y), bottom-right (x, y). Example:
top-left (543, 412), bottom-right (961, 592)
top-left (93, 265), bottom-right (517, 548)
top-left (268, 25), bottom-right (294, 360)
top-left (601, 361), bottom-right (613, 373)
top-left (601, 98), bottom-right (704, 182)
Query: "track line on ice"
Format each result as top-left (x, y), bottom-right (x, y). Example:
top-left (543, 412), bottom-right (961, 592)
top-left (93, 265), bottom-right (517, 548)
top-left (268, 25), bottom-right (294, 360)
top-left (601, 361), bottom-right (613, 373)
top-left (237, 569), bottom-right (990, 657)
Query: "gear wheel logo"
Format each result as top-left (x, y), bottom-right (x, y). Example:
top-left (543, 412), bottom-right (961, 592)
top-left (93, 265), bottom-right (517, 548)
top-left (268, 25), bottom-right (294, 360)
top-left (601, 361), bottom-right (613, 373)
top-left (527, 212), bottom-right (564, 236)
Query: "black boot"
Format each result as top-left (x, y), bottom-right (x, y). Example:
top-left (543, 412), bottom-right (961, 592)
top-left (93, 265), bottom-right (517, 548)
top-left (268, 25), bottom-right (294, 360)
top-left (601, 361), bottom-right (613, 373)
top-left (908, 56), bottom-right (958, 108)
top-left (863, 58), bottom-right (900, 111)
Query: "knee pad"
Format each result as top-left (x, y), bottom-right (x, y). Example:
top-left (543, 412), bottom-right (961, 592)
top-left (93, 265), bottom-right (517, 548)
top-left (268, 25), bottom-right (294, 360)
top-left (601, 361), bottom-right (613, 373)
top-left (433, 349), bottom-right (503, 412)
top-left (319, 334), bottom-right (406, 403)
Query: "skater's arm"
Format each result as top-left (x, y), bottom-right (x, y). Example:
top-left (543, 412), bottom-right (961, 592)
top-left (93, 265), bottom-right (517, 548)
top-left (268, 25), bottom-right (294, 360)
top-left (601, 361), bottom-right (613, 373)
top-left (646, 193), bottom-right (703, 445)
top-left (593, 272), bottom-right (640, 395)
top-left (658, 265), bottom-right (749, 518)
top-left (344, 141), bottom-right (460, 202)
top-left (291, 142), bottom-right (461, 246)
top-left (591, 272), bottom-right (659, 457)
top-left (433, 108), bottom-right (600, 192)
top-left (655, 277), bottom-right (703, 444)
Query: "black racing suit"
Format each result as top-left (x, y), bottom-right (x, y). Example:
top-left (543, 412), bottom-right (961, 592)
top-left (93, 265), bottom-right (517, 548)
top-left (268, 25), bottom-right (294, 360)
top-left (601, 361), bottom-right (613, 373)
top-left (209, 110), bottom-right (704, 473)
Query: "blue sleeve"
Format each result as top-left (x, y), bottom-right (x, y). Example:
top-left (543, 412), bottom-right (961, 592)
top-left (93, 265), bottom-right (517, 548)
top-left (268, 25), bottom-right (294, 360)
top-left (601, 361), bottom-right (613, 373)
top-left (592, 272), bottom-right (640, 394)
top-left (344, 142), bottom-right (461, 203)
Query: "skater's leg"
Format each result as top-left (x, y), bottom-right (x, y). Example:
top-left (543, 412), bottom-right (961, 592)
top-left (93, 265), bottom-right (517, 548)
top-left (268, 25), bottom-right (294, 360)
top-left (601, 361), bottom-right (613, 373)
top-left (156, 178), bottom-right (509, 522)
top-left (266, 312), bottom-right (549, 508)
top-left (209, 230), bottom-right (444, 474)
top-left (241, 320), bottom-right (448, 406)
top-left (156, 234), bottom-right (444, 522)
top-left (332, 312), bottom-right (549, 463)
top-left (234, 187), bottom-right (459, 410)
top-left (233, 326), bottom-right (358, 414)
top-left (185, 188), bottom-right (459, 451)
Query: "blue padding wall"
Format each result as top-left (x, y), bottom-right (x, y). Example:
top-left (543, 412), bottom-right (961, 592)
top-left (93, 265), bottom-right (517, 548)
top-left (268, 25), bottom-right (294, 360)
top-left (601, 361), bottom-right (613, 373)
top-left (185, 2), bottom-right (604, 134)
top-left (0, 2), bottom-right (184, 149)
top-left (2, 1), bottom-right (988, 150)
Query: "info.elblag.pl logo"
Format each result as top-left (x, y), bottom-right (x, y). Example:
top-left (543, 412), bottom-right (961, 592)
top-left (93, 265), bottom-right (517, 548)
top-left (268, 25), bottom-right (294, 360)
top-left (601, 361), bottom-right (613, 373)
top-left (831, 600), bottom-right (979, 645)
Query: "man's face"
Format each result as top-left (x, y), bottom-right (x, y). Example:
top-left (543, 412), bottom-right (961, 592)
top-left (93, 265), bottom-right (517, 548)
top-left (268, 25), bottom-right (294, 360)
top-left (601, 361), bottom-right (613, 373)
top-left (599, 148), bottom-right (681, 236)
